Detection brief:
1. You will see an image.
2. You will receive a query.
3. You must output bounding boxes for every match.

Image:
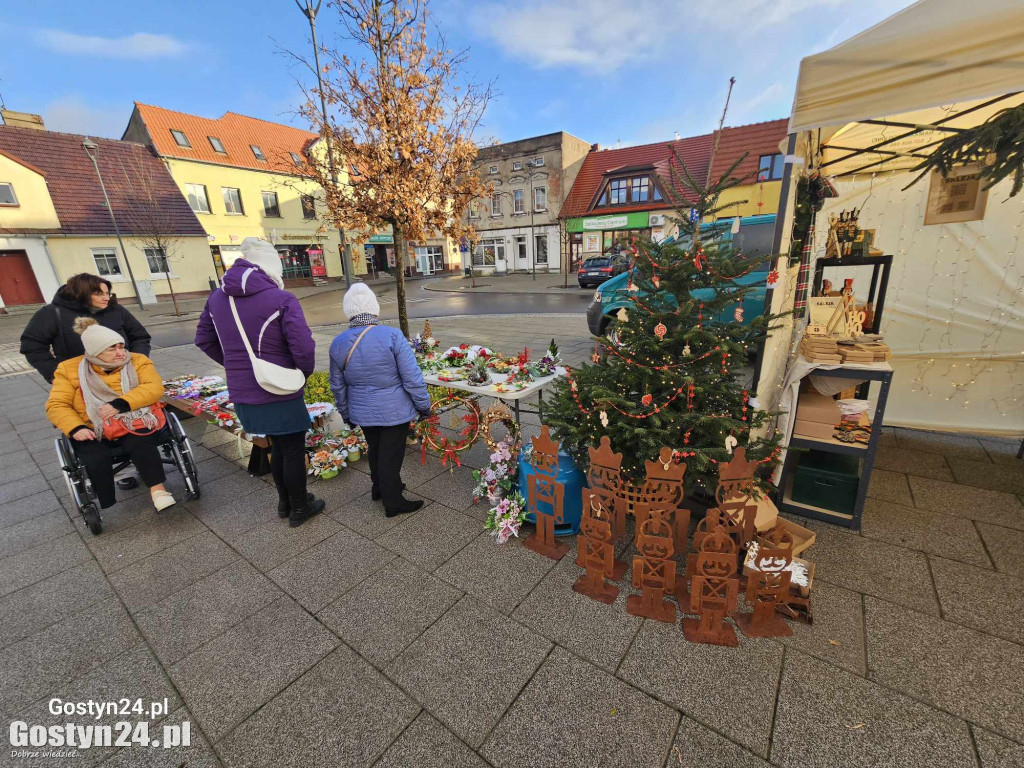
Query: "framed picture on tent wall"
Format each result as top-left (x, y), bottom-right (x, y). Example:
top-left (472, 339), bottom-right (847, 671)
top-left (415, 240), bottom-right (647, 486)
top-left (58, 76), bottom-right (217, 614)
top-left (923, 164), bottom-right (989, 225)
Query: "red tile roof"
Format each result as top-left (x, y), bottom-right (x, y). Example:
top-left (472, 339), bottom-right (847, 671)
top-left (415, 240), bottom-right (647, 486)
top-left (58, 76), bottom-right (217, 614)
top-left (129, 102), bottom-right (318, 173)
top-left (560, 118), bottom-right (788, 219)
top-left (0, 125), bottom-right (206, 237)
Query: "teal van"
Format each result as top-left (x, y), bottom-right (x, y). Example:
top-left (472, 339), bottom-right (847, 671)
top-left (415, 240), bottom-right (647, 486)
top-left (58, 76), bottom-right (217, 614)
top-left (586, 214), bottom-right (776, 336)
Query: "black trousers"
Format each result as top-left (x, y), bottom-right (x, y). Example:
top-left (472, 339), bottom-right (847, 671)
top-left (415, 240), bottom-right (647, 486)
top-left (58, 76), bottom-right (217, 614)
top-left (268, 432), bottom-right (309, 508)
top-left (73, 433), bottom-right (166, 509)
top-left (361, 424), bottom-right (409, 511)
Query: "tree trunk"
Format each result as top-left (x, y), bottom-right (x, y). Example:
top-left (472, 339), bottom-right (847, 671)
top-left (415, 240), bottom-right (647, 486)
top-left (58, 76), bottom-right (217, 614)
top-left (165, 273), bottom-right (180, 316)
top-left (392, 223), bottom-right (410, 338)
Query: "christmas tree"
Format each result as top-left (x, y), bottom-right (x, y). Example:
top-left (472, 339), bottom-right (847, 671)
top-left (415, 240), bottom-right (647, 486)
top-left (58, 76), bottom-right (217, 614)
top-left (545, 149), bottom-right (783, 495)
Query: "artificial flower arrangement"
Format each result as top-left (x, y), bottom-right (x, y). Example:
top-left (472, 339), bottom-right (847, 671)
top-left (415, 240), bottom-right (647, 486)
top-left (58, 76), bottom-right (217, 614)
top-left (307, 445), bottom-right (348, 479)
top-left (527, 340), bottom-right (561, 379)
top-left (467, 356), bottom-right (491, 386)
top-left (164, 375), bottom-right (225, 400)
top-left (410, 333), bottom-right (440, 356)
top-left (484, 492), bottom-right (529, 545)
top-left (439, 344), bottom-right (493, 367)
top-left (472, 436), bottom-right (518, 505)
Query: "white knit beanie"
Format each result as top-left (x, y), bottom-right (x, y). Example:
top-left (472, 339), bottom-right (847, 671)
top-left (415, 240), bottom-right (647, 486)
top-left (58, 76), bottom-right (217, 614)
top-left (240, 237), bottom-right (284, 289)
top-left (342, 283), bottom-right (380, 319)
top-left (74, 317), bottom-right (125, 357)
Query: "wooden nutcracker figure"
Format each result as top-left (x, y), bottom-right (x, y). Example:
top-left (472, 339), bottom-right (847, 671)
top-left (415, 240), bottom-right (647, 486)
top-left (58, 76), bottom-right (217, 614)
top-left (736, 535), bottom-right (794, 639)
top-left (573, 489), bottom-right (627, 604)
top-left (627, 504), bottom-right (676, 623)
top-left (641, 447), bottom-right (691, 555)
top-left (524, 426), bottom-right (569, 560)
top-left (587, 436), bottom-right (627, 543)
top-left (714, 447), bottom-right (759, 549)
top-left (683, 525), bottom-right (739, 647)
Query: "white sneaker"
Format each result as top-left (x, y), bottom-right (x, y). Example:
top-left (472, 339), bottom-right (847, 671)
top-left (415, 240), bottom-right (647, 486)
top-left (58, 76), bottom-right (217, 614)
top-left (152, 491), bottom-right (177, 512)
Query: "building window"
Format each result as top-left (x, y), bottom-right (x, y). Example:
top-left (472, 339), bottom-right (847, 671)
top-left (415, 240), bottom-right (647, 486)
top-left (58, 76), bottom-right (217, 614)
top-left (144, 248), bottom-right (169, 275)
top-left (208, 136), bottom-right (226, 153)
top-left (491, 193), bottom-right (502, 216)
top-left (92, 249), bottom-right (122, 277)
top-left (222, 187), bottom-right (244, 215)
top-left (301, 194), bottom-right (316, 219)
top-left (535, 234), bottom-right (548, 264)
top-left (653, 185), bottom-right (663, 201)
top-left (473, 237), bottom-right (503, 266)
top-left (262, 191), bottom-right (281, 217)
top-left (185, 183), bottom-right (210, 214)
top-left (513, 189), bottom-right (525, 214)
top-left (758, 154), bottom-right (785, 181)
top-left (469, 200), bottom-right (479, 219)
top-left (534, 186), bottom-right (547, 211)
top-left (600, 175), bottom-right (660, 206)
top-left (609, 179), bottom-right (628, 205)
top-left (290, 152), bottom-right (303, 167)
top-left (415, 245), bottom-right (445, 273)
top-left (532, 157), bottom-right (545, 167)
top-left (489, 165), bottom-right (498, 175)
top-left (630, 177), bottom-right (649, 203)
top-left (0, 182), bottom-right (17, 206)
top-left (512, 161), bottom-right (522, 171)
top-left (514, 235), bottom-right (527, 261)
top-left (251, 145), bottom-right (267, 161)
top-left (349, 163), bottom-right (361, 177)
top-left (170, 129), bottom-right (191, 148)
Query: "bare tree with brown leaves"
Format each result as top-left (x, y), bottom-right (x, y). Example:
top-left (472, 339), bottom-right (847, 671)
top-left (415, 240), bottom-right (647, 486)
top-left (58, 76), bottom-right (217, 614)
top-left (294, 0), bottom-right (492, 336)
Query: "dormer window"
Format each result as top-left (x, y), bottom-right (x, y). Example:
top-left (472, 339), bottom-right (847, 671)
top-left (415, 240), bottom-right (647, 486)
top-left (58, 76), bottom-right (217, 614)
top-left (208, 136), bottom-right (226, 153)
top-left (0, 182), bottom-right (17, 206)
top-left (596, 173), bottom-right (662, 207)
top-left (170, 129), bottom-right (191, 148)
top-left (251, 145), bottom-right (266, 161)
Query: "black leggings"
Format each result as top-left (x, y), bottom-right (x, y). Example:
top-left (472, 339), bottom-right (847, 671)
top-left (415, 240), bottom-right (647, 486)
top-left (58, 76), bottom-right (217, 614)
top-left (361, 424), bottom-right (410, 511)
top-left (269, 432), bottom-right (309, 507)
top-left (73, 433), bottom-right (166, 509)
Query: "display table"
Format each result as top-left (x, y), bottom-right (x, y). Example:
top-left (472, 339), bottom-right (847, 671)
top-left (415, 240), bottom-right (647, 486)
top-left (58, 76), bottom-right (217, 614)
top-left (422, 367), bottom-right (567, 424)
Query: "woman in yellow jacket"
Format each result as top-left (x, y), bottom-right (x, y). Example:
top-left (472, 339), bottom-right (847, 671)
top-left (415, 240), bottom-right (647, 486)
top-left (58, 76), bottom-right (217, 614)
top-left (47, 318), bottom-right (175, 512)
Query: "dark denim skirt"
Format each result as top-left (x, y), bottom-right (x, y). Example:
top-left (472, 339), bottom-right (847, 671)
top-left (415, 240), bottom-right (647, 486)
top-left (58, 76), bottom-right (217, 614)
top-left (234, 397), bottom-right (311, 436)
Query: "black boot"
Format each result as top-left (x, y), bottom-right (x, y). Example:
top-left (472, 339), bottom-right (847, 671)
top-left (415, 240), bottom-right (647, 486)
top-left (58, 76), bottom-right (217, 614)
top-left (289, 495), bottom-right (326, 527)
top-left (385, 498), bottom-right (424, 518)
top-left (279, 492), bottom-right (314, 518)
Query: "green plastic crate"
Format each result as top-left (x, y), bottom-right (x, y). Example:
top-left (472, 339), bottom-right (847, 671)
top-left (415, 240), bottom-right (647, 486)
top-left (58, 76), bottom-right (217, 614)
top-left (792, 450), bottom-right (862, 515)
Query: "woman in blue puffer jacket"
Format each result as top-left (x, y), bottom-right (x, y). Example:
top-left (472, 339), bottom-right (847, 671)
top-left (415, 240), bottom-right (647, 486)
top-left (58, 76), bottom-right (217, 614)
top-left (329, 283), bottom-right (431, 517)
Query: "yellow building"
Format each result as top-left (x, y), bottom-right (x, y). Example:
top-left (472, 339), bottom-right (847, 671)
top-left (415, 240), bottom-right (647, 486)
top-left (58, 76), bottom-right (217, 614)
top-left (0, 115), bottom-right (212, 309)
top-left (123, 103), bottom-right (362, 285)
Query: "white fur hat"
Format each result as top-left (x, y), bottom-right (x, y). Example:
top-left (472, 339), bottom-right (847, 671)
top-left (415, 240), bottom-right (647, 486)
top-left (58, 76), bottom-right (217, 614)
top-left (342, 283), bottom-right (380, 319)
top-left (74, 317), bottom-right (125, 357)
top-left (240, 237), bottom-right (284, 289)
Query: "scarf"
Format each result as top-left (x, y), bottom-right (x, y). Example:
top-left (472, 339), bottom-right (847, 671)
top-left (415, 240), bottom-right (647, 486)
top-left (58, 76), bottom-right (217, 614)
top-left (348, 313), bottom-right (379, 328)
top-left (78, 353), bottom-right (158, 438)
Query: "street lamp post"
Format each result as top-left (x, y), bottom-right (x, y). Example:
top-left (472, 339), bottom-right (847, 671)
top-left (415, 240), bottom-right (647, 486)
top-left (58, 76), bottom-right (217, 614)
top-left (295, 0), bottom-right (354, 289)
top-left (82, 138), bottom-right (143, 308)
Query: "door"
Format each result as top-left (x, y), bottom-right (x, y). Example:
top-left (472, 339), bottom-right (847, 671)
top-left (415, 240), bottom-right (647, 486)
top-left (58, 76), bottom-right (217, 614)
top-left (514, 236), bottom-right (528, 268)
top-left (0, 251), bottom-right (44, 305)
top-left (429, 249), bottom-right (444, 273)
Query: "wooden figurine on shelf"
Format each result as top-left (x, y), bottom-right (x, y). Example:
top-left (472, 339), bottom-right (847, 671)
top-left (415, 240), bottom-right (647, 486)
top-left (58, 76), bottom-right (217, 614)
top-left (573, 489), bottom-right (627, 604)
top-left (627, 504), bottom-right (676, 623)
top-left (524, 426), bottom-right (569, 561)
top-left (683, 524), bottom-right (739, 647)
top-left (641, 447), bottom-right (691, 555)
top-left (736, 534), bottom-right (795, 639)
top-left (714, 447), bottom-right (759, 549)
top-left (587, 436), bottom-right (626, 543)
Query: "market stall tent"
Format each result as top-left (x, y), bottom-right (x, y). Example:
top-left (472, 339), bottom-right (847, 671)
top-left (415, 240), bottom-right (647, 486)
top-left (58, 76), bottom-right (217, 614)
top-left (758, 0), bottom-right (1024, 435)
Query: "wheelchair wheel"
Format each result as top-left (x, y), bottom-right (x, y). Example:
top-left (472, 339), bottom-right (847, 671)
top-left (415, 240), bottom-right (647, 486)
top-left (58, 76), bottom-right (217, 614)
top-left (55, 436), bottom-right (104, 534)
top-left (82, 503), bottom-right (102, 535)
top-left (168, 413), bottom-right (201, 500)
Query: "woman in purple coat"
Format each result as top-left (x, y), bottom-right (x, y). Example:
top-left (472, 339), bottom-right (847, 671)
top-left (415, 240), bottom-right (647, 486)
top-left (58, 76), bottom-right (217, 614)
top-left (195, 238), bottom-right (325, 527)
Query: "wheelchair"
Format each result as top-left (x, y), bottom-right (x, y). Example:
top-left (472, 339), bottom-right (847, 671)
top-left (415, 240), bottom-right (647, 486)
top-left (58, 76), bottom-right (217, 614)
top-left (55, 411), bottom-right (201, 535)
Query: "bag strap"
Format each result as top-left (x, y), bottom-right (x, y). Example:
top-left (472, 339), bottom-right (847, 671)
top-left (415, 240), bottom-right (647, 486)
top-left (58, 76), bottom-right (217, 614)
top-left (344, 326), bottom-right (375, 370)
top-left (228, 296), bottom-right (260, 365)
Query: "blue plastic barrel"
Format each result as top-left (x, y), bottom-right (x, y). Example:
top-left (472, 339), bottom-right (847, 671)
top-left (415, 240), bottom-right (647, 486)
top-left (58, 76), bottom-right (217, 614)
top-left (518, 446), bottom-right (586, 536)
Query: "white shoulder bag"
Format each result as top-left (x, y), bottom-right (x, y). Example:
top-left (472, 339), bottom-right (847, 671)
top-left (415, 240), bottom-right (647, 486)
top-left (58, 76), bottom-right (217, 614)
top-left (228, 296), bottom-right (306, 395)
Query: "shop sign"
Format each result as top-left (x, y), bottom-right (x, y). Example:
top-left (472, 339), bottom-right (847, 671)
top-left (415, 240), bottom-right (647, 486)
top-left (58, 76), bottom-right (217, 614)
top-left (369, 233), bottom-right (393, 243)
top-left (308, 248), bottom-right (326, 277)
top-left (923, 164), bottom-right (989, 225)
top-left (582, 215), bottom-right (628, 230)
top-left (281, 233), bottom-right (318, 241)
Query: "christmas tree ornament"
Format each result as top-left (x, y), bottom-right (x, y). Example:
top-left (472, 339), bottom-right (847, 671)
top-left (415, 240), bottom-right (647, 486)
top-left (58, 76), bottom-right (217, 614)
top-left (571, 380), bottom-right (578, 392)
top-left (642, 394), bottom-right (653, 407)
top-left (599, 410), bottom-right (609, 427)
top-left (617, 307), bottom-right (629, 323)
top-left (724, 434), bottom-right (738, 454)
top-left (652, 275), bottom-right (661, 289)
top-left (628, 281), bottom-right (639, 292)
top-left (654, 322), bottom-right (667, 341)
top-left (591, 353), bottom-right (601, 363)
top-left (683, 343), bottom-right (691, 356)
top-left (734, 306), bottom-right (744, 323)
top-left (767, 269), bottom-right (779, 286)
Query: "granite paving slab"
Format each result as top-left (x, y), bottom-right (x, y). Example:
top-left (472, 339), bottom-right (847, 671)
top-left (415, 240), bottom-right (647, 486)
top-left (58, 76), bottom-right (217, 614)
top-left (434, 531), bottom-right (557, 614)
top-left (0, 531), bottom-right (92, 599)
top-left (860, 497), bottom-right (992, 568)
top-left (88, 508), bottom-right (207, 573)
top-left (0, 509), bottom-right (73, 559)
top-left (481, 646), bottom-right (679, 768)
top-left (98, 708), bottom-right (220, 768)
top-left (169, 596), bottom-right (339, 741)
top-left (949, 457), bottom-right (1024, 496)
top-left (187, 485), bottom-right (280, 539)
top-left (228, 511), bottom-right (343, 572)
top-left (317, 557), bottom-right (461, 666)
top-left (326, 490), bottom-right (425, 540)
top-left (511, 551), bottom-right (643, 673)
top-left (67, 489), bottom-right (165, 538)
top-left (268, 526), bottom-right (395, 612)
top-left (909, 476), bottom-right (1024, 530)
top-left (981, 439), bottom-right (1024, 467)
top-left (775, 579), bottom-right (867, 676)
top-left (669, 716), bottom-right (772, 768)
top-left (374, 502), bottom-right (480, 572)
top-left (864, 595), bottom-right (1024, 745)
top-left (873, 445), bottom-right (953, 481)
top-left (973, 727), bottom-right (1024, 768)
top-left (771, 650), bottom-right (976, 768)
top-left (895, 428), bottom-right (991, 462)
top-left (108, 530), bottom-right (239, 612)
top-left (194, 455), bottom-right (244, 483)
top-left (134, 559), bottom-right (281, 665)
top-left (374, 712), bottom-right (491, 768)
top-left (929, 555), bottom-right (1024, 645)
top-left (978, 522), bottom-right (1024, 578)
top-left (0, 474), bottom-right (51, 504)
top-left (0, 489), bottom-right (62, 528)
top-left (216, 644), bottom-right (418, 768)
top-left (412, 465), bottom-right (479, 512)
top-left (385, 595), bottom-right (552, 748)
top-left (618, 618), bottom-right (783, 757)
top-left (0, 561), bottom-right (112, 650)
top-left (0, 456), bottom-right (46, 483)
top-left (865, 468), bottom-right (914, 506)
top-left (309, 468), bottom-right (375, 506)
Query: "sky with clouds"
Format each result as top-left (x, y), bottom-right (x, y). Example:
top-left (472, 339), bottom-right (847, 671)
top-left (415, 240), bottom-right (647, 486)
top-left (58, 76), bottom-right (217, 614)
top-left (1, 0), bottom-right (914, 146)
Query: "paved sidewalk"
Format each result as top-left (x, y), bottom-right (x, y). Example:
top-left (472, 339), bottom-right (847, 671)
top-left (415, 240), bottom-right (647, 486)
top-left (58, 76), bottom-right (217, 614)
top-left (0, 315), bottom-right (1022, 767)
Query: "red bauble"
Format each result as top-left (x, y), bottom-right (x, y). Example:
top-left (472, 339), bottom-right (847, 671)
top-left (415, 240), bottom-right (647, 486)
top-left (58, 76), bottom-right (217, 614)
top-left (641, 394), bottom-right (653, 407)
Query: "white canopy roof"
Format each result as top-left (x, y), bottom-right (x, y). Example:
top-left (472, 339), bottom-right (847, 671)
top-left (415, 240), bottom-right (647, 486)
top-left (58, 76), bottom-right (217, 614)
top-left (789, 0), bottom-right (1024, 136)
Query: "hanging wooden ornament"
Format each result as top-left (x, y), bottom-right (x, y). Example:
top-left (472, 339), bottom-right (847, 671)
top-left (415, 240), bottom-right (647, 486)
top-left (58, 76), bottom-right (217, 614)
top-left (591, 353), bottom-right (601, 363)
top-left (628, 281), bottom-right (640, 292)
top-left (724, 434), bottom-right (738, 455)
top-left (683, 344), bottom-right (691, 356)
top-left (642, 394), bottom-right (653, 407)
top-left (734, 306), bottom-right (744, 323)
top-left (767, 269), bottom-right (779, 286)
top-left (599, 410), bottom-right (609, 427)
top-left (654, 322), bottom-right (667, 341)
top-left (652, 275), bottom-right (660, 289)
top-left (617, 307), bottom-right (629, 323)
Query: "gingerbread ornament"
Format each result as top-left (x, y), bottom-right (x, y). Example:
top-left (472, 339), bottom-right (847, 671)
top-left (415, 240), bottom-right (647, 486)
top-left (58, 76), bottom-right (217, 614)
top-left (627, 504), bottom-right (677, 623)
top-left (682, 524), bottom-right (739, 647)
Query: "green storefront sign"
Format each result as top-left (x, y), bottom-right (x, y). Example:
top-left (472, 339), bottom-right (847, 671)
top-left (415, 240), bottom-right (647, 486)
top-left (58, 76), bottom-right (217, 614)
top-left (368, 233), bottom-right (393, 244)
top-left (566, 211), bottom-right (654, 233)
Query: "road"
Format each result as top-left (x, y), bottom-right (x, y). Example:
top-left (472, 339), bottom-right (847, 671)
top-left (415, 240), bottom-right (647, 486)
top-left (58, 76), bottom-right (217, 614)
top-left (148, 281), bottom-right (591, 348)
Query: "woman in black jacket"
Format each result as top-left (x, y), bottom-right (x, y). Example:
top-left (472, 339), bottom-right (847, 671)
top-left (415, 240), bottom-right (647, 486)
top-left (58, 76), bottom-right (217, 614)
top-left (20, 273), bottom-right (152, 384)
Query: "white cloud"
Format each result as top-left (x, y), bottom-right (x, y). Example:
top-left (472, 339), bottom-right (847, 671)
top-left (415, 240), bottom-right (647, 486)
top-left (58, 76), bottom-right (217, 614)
top-left (36, 29), bottom-right (187, 60)
top-left (43, 96), bottom-right (131, 139)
